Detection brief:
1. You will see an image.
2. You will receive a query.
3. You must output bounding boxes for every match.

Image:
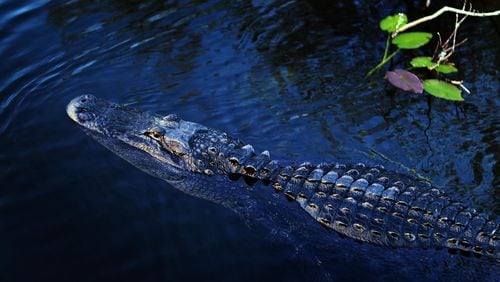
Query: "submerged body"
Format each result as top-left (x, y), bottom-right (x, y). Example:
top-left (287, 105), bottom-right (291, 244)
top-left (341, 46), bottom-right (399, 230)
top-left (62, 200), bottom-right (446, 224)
top-left (67, 95), bottom-right (499, 262)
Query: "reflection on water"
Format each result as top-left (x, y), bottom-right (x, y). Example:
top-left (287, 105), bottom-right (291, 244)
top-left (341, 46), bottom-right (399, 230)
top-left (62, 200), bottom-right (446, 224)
top-left (0, 0), bottom-right (499, 281)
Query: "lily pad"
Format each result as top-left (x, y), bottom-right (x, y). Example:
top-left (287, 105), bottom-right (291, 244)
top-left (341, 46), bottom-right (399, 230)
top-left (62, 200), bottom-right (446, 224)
top-left (423, 79), bottom-right (463, 101)
top-left (380, 13), bottom-right (408, 33)
top-left (392, 32), bottom-right (433, 49)
top-left (410, 57), bottom-right (435, 68)
top-left (435, 64), bottom-right (458, 74)
top-left (386, 69), bottom-right (423, 93)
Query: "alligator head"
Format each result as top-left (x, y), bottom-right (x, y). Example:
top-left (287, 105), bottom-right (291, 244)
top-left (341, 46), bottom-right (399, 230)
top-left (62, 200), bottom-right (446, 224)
top-left (66, 94), bottom-right (216, 184)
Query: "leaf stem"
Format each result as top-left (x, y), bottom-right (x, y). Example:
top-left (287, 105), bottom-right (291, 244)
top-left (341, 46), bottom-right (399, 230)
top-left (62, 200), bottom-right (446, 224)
top-left (366, 49), bottom-right (400, 77)
top-left (382, 34), bottom-right (391, 60)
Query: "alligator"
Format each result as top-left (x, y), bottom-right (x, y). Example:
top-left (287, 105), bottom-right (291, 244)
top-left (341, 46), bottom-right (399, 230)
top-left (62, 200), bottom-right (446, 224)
top-left (66, 94), bottom-right (499, 262)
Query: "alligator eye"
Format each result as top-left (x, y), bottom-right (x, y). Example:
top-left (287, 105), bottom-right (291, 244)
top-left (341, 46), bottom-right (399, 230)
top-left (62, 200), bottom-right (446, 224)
top-left (145, 129), bottom-right (164, 141)
top-left (173, 151), bottom-right (186, 157)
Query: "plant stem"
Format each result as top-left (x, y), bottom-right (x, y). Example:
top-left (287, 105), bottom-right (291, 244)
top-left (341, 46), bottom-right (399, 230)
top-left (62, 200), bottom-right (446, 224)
top-left (392, 6), bottom-right (500, 37)
top-left (366, 49), bottom-right (400, 77)
top-left (382, 34), bottom-right (390, 61)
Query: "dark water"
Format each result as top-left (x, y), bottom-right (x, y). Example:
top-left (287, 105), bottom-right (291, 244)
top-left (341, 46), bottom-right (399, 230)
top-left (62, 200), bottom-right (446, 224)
top-left (1, 0), bottom-right (499, 281)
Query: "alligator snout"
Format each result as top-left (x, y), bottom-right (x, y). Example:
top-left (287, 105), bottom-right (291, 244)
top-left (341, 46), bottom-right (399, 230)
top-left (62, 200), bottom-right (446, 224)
top-left (66, 94), bottom-right (98, 124)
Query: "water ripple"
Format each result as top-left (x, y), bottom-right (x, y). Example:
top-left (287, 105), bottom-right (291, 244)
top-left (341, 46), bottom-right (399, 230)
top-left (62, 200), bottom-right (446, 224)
top-left (0, 0), bottom-right (498, 281)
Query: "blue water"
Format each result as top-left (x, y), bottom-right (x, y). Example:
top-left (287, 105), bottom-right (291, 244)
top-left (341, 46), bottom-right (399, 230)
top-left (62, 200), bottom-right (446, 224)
top-left (1, 0), bottom-right (499, 281)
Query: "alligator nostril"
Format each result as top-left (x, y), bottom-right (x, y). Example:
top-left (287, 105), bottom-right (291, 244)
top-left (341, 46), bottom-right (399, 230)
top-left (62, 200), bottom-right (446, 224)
top-left (81, 98), bottom-right (87, 103)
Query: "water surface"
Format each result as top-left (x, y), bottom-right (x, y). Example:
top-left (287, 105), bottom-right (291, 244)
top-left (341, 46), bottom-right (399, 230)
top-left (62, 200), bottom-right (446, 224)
top-left (1, 0), bottom-right (499, 281)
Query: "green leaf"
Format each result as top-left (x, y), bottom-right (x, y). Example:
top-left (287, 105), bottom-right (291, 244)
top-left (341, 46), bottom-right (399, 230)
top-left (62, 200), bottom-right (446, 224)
top-left (423, 79), bottom-right (463, 101)
top-left (380, 13), bottom-right (408, 33)
top-left (392, 32), bottom-right (433, 49)
top-left (410, 57), bottom-right (435, 68)
top-left (410, 57), bottom-right (458, 73)
top-left (435, 64), bottom-right (458, 74)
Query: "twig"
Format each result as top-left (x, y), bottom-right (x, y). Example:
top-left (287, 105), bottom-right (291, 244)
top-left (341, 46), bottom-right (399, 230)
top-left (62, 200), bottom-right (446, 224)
top-left (392, 6), bottom-right (500, 37)
top-left (434, 5), bottom-right (470, 65)
top-left (451, 80), bottom-right (471, 95)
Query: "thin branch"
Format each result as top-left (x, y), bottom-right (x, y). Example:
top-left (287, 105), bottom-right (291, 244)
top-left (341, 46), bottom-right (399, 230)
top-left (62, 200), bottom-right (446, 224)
top-left (451, 80), bottom-right (471, 95)
top-left (450, 3), bottom-right (470, 54)
top-left (392, 6), bottom-right (500, 37)
top-left (434, 6), bottom-right (469, 65)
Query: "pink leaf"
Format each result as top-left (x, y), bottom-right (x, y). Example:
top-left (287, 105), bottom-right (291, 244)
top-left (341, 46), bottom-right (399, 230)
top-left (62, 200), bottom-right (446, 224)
top-left (386, 69), bottom-right (423, 93)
